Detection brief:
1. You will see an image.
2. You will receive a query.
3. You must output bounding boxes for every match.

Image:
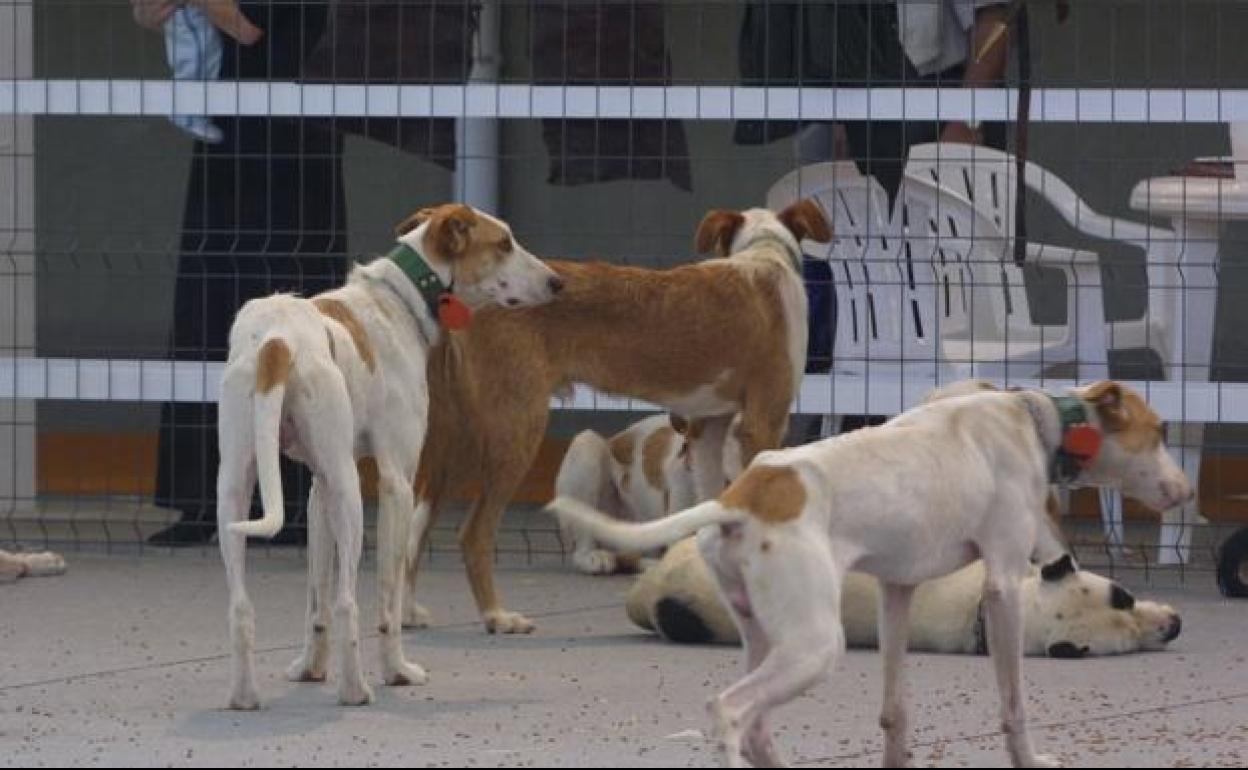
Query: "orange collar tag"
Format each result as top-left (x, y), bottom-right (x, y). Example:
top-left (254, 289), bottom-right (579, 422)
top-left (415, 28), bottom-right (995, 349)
top-left (437, 294), bottom-right (473, 330)
top-left (1062, 424), bottom-right (1103, 468)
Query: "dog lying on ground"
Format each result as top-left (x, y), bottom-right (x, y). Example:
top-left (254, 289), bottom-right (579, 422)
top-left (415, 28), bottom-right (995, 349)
top-left (216, 204), bottom-right (561, 709)
top-left (627, 538), bottom-right (1181, 657)
top-left (407, 201), bottom-right (832, 634)
top-left (555, 413), bottom-right (711, 575)
top-left (0, 550), bottom-right (66, 582)
top-left (550, 381), bottom-right (1193, 767)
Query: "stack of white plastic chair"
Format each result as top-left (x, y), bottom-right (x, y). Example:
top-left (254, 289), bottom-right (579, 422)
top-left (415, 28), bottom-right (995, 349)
top-left (906, 143), bottom-right (1193, 565)
top-left (767, 162), bottom-right (1106, 433)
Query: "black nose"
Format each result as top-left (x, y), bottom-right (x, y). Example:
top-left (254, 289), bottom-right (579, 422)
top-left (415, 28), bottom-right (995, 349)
top-left (548, 276), bottom-right (565, 294)
top-left (1163, 615), bottom-right (1182, 643)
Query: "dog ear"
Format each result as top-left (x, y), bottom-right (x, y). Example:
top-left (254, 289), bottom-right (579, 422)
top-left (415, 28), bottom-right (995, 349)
top-left (394, 208), bottom-right (435, 237)
top-left (1046, 641), bottom-right (1090, 659)
top-left (422, 204), bottom-right (479, 260)
top-left (695, 210), bottom-right (746, 257)
top-left (1110, 584), bottom-right (1136, 611)
top-left (1041, 554), bottom-right (1077, 582)
top-left (778, 198), bottom-right (832, 244)
top-left (1081, 380), bottom-right (1129, 431)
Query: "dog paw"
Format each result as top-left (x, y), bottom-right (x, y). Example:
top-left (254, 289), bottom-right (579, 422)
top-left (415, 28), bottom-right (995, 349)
top-left (483, 610), bottom-right (536, 635)
top-left (573, 549), bottom-right (618, 575)
top-left (228, 688), bottom-right (262, 711)
top-left (338, 680), bottom-right (375, 707)
top-left (285, 656), bottom-right (327, 683)
top-left (383, 660), bottom-right (429, 687)
top-left (25, 552), bottom-right (66, 577)
top-left (402, 602), bottom-right (433, 630)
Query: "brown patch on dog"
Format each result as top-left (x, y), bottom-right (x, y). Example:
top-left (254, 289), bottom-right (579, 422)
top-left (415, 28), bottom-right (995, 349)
top-left (720, 464), bottom-right (806, 524)
top-left (642, 426), bottom-right (677, 491)
top-left (255, 338), bottom-right (292, 394)
top-left (778, 198), bottom-right (832, 244)
top-left (609, 432), bottom-right (635, 467)
top-left (313, 297), bottom-right (376, 373)
top-left (670, 414), bottom-right (689, 434)
top-left (1081, 381), bottom-right (1163, 452)
top-left (695, 210), bottom-right (746, 257)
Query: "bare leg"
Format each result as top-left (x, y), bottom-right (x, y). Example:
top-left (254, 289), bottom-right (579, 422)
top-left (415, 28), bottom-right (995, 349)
top-left (287, 478), bottom-right (333, 682)
top-left (878, 584), bottom-right (915, 769)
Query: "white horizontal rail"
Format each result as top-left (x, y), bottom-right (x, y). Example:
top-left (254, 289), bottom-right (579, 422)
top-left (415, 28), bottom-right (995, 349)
top-left (3, 357), bottom-right (1247, 423)
top-left (5, 82), bottom-right (1248, 123)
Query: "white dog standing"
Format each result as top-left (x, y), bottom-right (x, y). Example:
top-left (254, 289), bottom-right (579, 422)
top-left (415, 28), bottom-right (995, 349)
top-left (217, 204), bottom-right (561, 710)
top-left (551, 381), bottom-right (1192, 767)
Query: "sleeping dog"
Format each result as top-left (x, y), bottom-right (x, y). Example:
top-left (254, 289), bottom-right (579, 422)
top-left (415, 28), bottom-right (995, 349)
top-left (628, 538), bottom-right (1181, 658)
top-left (0, 549), bottom-right (66, 582)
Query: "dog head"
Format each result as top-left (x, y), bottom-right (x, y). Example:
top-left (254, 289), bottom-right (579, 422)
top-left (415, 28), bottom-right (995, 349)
top-left (695, 199), bottom-right (832, 261)
top-left (1032, 555), bottom-right (1182, 657)
top-left (1072, 381), bottom-right (1193, 512)
top-left (395, 204), bottom-right (563, 310)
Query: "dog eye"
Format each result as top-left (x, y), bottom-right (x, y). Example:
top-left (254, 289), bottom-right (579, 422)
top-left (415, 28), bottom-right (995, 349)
top-left (1110, 585), bottom-right (1136, 611)
top-left (498, 237), bottom-right (514, 253)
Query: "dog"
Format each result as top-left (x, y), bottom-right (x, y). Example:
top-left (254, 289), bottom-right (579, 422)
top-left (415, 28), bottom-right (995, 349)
top-left (555, 413), bottom-right (701, 575)
top-left (215, 203), bottom-right (561, 709)
top-left (549, 381), bottom-right (1193, 767)
top-left (0, 550), bottom-right (66, 582)
top-left (407, 201), bottom-right (833, 634)
top-left (627, 538), bottom-right (1182, 657)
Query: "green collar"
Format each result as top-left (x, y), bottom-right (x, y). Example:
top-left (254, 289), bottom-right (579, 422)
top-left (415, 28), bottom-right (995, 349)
top-left (1050, 395), bottom-right (1093, 484)
top-left (743, 232), bottom-right (804, 272)
top-left (387, 242), bottom-right (448, 318)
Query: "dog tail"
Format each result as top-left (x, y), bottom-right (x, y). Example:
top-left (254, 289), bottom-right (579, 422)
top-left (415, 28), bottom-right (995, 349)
top-left (546, 496), bottom-right (741, 553)
top-left (231, 336), bottom-right (292, 539)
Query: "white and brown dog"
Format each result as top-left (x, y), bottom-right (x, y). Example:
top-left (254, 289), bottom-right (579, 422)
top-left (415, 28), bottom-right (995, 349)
top-left (628, 538), bottom-right (1182, 657)
top-left (216, 204), bottom-right (561, 710)
top-left (409, 201), bottom-right (832, 634)
top-left (0, 550), bottom-right (66, 582)
top-left (549, 381), bottom-right (1193, 767)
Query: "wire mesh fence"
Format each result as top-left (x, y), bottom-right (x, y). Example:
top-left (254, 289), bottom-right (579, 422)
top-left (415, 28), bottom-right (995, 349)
top-left (3, 0), bottom-right (1248, 588)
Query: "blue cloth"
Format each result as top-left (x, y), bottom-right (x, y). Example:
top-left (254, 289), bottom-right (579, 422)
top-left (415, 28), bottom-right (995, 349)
top-left (803, 257), bottom-right (836, 374)
top-left (164, 7), bottom-right (224, 144)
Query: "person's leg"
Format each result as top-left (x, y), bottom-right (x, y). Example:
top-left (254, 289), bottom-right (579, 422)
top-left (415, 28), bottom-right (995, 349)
top-left (152, 3), bottom-right (344, 546)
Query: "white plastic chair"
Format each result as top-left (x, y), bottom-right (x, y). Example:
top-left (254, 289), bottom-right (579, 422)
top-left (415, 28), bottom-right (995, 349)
top-left (907, 143), bottom-right (1197, 564)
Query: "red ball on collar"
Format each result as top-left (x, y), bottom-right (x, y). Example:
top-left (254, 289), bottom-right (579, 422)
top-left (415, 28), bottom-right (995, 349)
top-left (437, 294), bottom-right (472, 331)
top-left (1062, 424), bottom-right (1103, 468)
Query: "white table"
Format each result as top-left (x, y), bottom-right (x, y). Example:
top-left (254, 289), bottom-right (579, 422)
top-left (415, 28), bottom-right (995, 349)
top-left (1128, 175), bottom-right (1245, 564)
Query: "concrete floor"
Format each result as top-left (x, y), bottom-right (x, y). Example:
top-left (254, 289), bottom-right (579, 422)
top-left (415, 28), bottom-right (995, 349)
top-left (1, 551), bottom-right (1246, 768)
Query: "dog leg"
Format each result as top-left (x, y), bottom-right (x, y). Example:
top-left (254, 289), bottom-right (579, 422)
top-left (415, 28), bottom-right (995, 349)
top-left (982, 567), bottom-right (1059, 768)
top-left (878, 583), bottom-right (915, 769)
top-left (402, 498), bottom-right (435, 629)
top-left (217, 448), bottom-right (260, 711)
top-left (325, 471), bottom-right (373, 707)
top-left (462, 488), bottom-right (535, 635)
top-left (738, 618), bottom-right (787, 769)
top-left (288, 479), bottom-right (332, 683)
top-left (689, 415), bottom-right (733, 501)
top-left (377, 464), bottom-right (428, 687)
top-left (710, 547), bottom-right (844, 769)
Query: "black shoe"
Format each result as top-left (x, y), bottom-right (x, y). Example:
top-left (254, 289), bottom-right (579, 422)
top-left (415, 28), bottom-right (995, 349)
top-left (148, 519), bottom-right (216, 547)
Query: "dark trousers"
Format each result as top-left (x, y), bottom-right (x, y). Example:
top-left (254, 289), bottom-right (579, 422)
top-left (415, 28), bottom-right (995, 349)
top-left (155, 1), bottom-right (346, 531)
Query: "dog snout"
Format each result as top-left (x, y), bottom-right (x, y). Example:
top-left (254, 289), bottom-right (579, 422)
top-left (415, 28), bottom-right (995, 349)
top-left (1162, 614), bottom-right (1182, 643)
top-left (548, 276), bottom-right (565, 295)
top-left (1160, 478), bottom-right (1195, 508)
